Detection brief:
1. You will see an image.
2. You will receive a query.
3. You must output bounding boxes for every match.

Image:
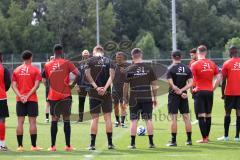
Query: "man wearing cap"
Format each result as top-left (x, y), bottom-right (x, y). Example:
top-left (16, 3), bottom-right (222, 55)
top-left (112, 52), bottom-right (129, 128)
top-left (85, 45), bottom-right (115, 150)
top-left (217, 46), bottom-right (240, 142)
top-left (44, 44), bottom-right (79, 151)
top-left (166, 50), bottom-right (193, 147)
top-left (77, 50), bottom-right (90, 123)
top-left (123, 48), bottom-right (158, 149)
top-left (191, 45), bottom-right (221, 143)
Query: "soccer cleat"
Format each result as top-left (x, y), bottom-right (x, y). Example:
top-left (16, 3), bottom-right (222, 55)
top-left (128, 145), bottom-right (136, 149)
top-left (166, 141), bottom-right (177, 147)
top-left (45, 119), bottom-right (49, 123)
top-left (185, 141), bottom-right (193, 146)
top-left (31, 146), bottom-right (43, 151)
top-left (196, 138), bottom-right (208, 143)
top-left (217, 136), bottom-right (229, 141)
top-left (234, 137), bottom-right (239, 142)
top-left (64, 146), bottom-right (76, 151)
top-left (48, 146), bottom-right (57, 152)
top-left (149, 144), bottom-right (156, 148)
top-left (88, 145), bottom-right (96, 151)
top-left (121, 123), bottom-right (127, 128)
top-left (191, 120), bottom-right (199, 125)
top-left (17, 146), bottom-right (24, 152)
top-left (108, 144), bottom-right (115, 150)
top-left (0, 146), bottom-right (8, 151)
top-left (115, 121), bottom-right (120, 127)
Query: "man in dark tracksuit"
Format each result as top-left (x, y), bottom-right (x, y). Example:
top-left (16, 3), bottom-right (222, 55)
top-left (77, 50), bottom-right (90, 122)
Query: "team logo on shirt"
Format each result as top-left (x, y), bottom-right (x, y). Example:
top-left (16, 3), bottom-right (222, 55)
top-left (176, 66), bottom-right (187, 75)
top-left (201, 62), bottom-right (213, 72)
top-left (233, 62), bottom-right (240, 70)
top-left (19, 66), bottom-right (30, 75)
top-left (95, 57), bottom-right (106, 67)
top-left (134, 67), bottom-right (148, 76)
top-left (50, 62), bottom-right (62, 72)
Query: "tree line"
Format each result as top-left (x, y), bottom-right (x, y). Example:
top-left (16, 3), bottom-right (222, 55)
top-left (0, 0), bottom-right (240, 59)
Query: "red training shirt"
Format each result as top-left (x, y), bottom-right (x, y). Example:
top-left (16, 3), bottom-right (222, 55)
top-left (0, 64), bottom-right (7, 100)
top-left (191, 59), bottom-right (219, 92)
top-left (222, 57), bottom-right (240, 96)
top-left (12, 64), bottom-right (42, 102)
top-left (44, 58), bottom-right (78, 100)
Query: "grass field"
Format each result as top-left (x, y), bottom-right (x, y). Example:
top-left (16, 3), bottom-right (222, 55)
top-left (0, 84), bottom-right (239, 160)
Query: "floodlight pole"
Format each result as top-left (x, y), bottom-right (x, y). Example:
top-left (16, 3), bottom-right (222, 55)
top-left (172, 0), bottom-right (177, 51)
top-left (96, 0), bottom-right (100, 45)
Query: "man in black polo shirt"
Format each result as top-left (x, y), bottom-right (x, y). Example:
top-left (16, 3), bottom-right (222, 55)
top-left (77, 50), bottom-right (90, 122)
top-left (166, 50), bottom-right (193, 147)
top-left (112, 52), bottom-right (129, 128)
top-left (123, 48), bottom-right (158, 149)
top-left (85, 45), bottom-right (115, 150)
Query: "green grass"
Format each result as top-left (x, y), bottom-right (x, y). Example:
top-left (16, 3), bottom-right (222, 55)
top-left (0, 84), bottom-right (239, 160)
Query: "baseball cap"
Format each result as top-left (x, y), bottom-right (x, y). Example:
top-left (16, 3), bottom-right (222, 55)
top-left (171, 50), bottom-right (182, 59)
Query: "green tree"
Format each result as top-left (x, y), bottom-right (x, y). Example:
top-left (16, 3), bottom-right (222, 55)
top-left (135, 31), bottom-right (160, 59)
top-left (224, 37), bottom-right (240, 58)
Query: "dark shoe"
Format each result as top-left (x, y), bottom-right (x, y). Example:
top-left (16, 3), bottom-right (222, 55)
top-left (108, 144), bottom-right (115, 150)
top-left (166, 141), bottom-right (177, 147)
top-left (149, 144), bottom-right (156, 148)
top-left (121, 123), bottom-right (127, 128)
top-left (128, 145), bottom-right (136, 149)
top-left (88, 145), bottom-right (96, 150)
top-left (185, 141), bottom-right (193, 146)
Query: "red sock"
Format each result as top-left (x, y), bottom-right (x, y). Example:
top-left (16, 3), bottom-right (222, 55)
top-left (0, 122), bottom-right (6, 141)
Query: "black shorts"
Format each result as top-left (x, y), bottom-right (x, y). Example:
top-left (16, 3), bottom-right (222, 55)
top-left (16, 101), bottom-right (38, 117)
top-left (130, 101), bottom-right (153, 120)
top-left (0, 100), bottom-right (9, 118)
top-left (112, 91), bottom-right (123, 105)
top-left (224, 96), bottom-right (240, 110)
top-left (89, 90), bottom-right (112, 114)
top-left (194, 91), bottom-right (213, 114)
top-left (168, 94), bottom-right (189, 114)
top-left (49, 97), bottom-right (72, 117)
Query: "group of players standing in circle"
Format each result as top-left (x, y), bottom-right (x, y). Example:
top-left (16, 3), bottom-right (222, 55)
top-left (0, 44), bottom-right (239, 151)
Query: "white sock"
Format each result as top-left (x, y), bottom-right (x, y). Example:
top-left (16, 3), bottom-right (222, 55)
top-left (0, 141), bottom-right (2, 147)
top-left (2, 140), bottom-right (5, 147)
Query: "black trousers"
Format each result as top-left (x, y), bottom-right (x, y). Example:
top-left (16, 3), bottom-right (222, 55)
top-left (78, 87), bottom-right (88, 121)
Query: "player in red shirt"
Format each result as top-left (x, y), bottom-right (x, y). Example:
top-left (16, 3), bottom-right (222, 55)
top-left (191, 45), bottom-right (221, 143)
top-left (217, 46), bottom-right (240, 142)
top-left (12, 50), bottom-right (42, 151)
top-left (44, 44), bottom-right (79, 152)
top-left (0, 52), bottom-right (11, 151)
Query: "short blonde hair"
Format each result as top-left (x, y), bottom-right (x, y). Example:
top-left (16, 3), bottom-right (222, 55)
top-left (93, 45), bottom-right (104, 54)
